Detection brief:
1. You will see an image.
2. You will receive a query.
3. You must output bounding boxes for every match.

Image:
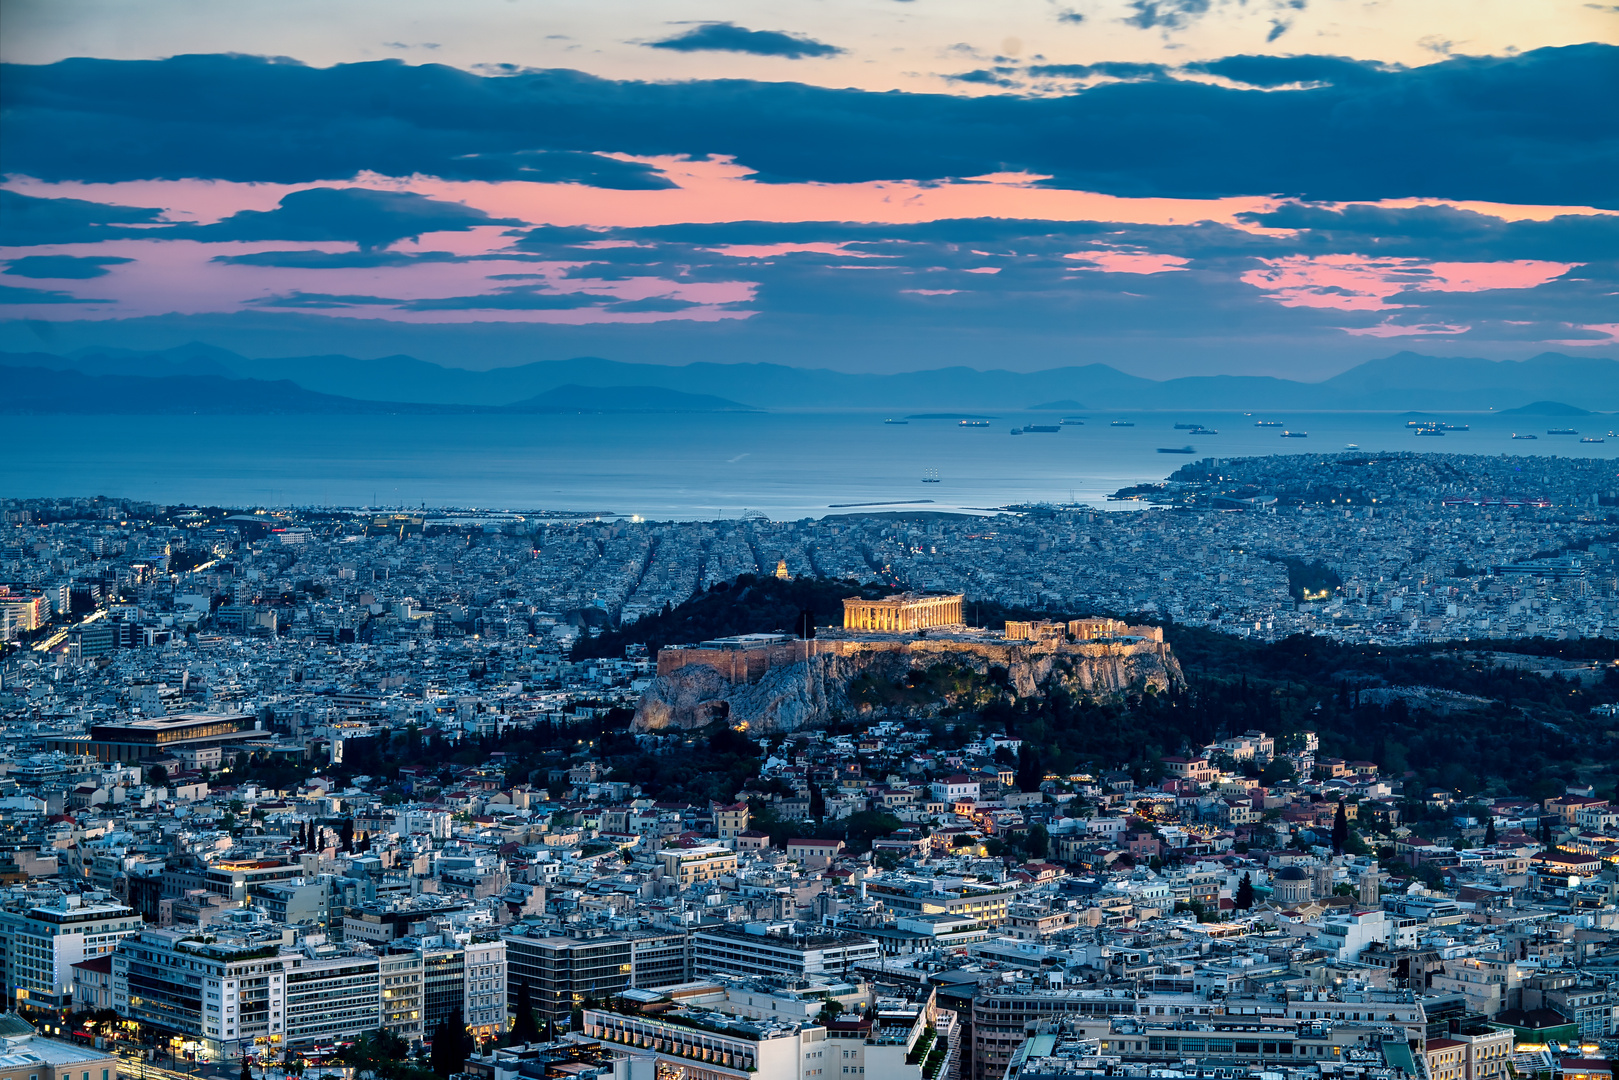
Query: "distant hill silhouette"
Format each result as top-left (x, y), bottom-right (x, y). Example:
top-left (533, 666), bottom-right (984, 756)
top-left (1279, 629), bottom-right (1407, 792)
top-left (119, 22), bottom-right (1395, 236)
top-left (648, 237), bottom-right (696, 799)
top-left (1498, 400), bottom-right (1597, 416)
top-left (5, 346), bottom-right (1616, 412)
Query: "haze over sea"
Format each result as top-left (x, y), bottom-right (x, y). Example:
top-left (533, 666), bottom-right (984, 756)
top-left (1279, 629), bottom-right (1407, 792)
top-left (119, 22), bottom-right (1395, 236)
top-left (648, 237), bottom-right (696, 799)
top-left (10, 411), bottom-right (1616, 519)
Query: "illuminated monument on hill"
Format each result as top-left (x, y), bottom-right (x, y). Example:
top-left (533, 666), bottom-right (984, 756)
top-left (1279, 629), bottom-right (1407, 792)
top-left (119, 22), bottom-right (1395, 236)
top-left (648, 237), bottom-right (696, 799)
top-left (841, 592), bottom-right (964, 632)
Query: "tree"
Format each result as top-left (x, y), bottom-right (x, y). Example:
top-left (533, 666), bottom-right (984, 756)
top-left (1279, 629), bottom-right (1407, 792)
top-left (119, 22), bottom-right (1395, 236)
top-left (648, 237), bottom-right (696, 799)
top-left (1484, 817), bottom-right (1497, 846)
top-left (148, 764), bottom-right (169, 787)
top-left (808, 781), bottom-right (826, 822)
top-left (817, 999), bottom-right (845, 1024)
top-left (510, 979), bottom-right (541, 1045)
top-left (1235, 872), bottom-right (1255, 910)
top-left (336, 1029), bottom-right (421, 1080)
top-left (431, 1011), bottom-right (470, 1077)
top-left (1024, 824), bottom-right (1050, 860)
top-left (1015, 743), bottom-right (1042, 794)
top-left (1539, 818), bottom-right (1554, 849)
top-left (1259, 757), bottom-right (1295, 786)
top-left (1331, 801), bottom-right (1348, 856)
top-left (340, 818), bottom-right (355, 853)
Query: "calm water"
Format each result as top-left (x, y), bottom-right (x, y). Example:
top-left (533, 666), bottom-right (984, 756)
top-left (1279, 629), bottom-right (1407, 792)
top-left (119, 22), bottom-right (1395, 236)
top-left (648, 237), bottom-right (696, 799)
top-left (6, 411), bottom-right (1616, 519)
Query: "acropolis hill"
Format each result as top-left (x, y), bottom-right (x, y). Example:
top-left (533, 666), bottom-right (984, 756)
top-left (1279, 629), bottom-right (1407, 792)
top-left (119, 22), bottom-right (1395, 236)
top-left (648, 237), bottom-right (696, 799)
top-left (632, 593), bottom-right (1184, 734)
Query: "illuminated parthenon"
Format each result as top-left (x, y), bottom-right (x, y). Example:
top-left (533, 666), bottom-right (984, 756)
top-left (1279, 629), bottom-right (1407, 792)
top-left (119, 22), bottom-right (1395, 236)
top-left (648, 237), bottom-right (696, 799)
top-left (842, 591), bottom-right (964, 632)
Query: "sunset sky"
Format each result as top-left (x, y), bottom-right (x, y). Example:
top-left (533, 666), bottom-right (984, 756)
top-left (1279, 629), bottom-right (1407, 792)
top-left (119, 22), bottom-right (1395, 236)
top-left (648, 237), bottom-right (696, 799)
top-left (1, 0), bottom-right (1615, 377)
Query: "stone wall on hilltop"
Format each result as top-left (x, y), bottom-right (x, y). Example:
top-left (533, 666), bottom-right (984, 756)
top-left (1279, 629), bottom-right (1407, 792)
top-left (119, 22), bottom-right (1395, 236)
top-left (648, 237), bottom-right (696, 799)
top-left (631, 636), bottom-right (1183, 734)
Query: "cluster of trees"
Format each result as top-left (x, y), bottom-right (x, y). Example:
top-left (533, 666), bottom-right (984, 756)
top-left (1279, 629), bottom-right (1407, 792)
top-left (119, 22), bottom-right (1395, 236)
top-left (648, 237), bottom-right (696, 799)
top-left (575, 574), bottom-right (901, 662)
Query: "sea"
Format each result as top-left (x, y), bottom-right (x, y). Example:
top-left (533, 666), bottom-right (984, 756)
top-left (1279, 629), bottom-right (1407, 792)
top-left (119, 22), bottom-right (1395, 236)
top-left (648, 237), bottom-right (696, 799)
top-left (6, 411), bottom-right (1616, 520)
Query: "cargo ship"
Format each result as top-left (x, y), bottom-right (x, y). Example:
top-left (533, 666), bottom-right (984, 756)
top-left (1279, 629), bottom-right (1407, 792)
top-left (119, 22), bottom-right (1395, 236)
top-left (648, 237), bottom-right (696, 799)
top-left (1280, 430), bottom-right (1309, 438)
top-left (1547, 428), bottom-right (1579, 435)
top-left (1110, 419), bottom-right (1135, 427)
top-left (922, 468), bottom-right (941, 482)
top-left (1512, 433), bottom-right (1538, 440)
top-left (959, 419), bottom-right (991, 427)
top-left (1581, 437), bottom-right (1605, 444)
top-left (1156, 445), bottom-right (1196, 454)
top-left (1254, 420), bottom-right (1284, 427)
top-left (1059, 417), bottom-right (1085, 425)
top-left (884, 418), bottom-right (909, 425)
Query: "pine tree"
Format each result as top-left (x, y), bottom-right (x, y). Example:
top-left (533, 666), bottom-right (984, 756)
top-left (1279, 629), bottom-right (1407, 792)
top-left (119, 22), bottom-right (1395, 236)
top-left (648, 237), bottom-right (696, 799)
top-left (1484, 817), bottom-right (1497, 846)
top-left (808, 781), bottom-right (826, 822)
top-left (1235, 872), bottom-right (1255, 910)
top-left (510, 979), bottom-right (540, 1045)
top-left (340, 818), bottom-right (355, 853)
top-left (1016, 743), bottom-right (1042, 794)
top-left (431, 1011), bottom-right (467, 1077)
top-left (1331, 801), bottom-right (1348, 856)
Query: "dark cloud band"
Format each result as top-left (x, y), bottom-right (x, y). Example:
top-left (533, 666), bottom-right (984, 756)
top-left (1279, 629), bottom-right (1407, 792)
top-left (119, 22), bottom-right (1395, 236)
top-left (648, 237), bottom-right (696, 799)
top-left (2, 46), bottom-right (1614, 206)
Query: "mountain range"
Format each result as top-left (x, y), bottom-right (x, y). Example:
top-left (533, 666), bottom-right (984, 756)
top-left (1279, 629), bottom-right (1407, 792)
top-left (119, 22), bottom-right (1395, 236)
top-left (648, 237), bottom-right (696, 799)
top-left (1, 344), bottom-right (1615, 413)
top-left (0, 364), bottom-right (752, 415)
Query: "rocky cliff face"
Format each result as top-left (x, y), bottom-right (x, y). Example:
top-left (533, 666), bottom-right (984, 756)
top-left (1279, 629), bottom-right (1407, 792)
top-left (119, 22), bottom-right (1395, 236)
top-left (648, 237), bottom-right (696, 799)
top-left (632, 638), bottom-right (1183, 734)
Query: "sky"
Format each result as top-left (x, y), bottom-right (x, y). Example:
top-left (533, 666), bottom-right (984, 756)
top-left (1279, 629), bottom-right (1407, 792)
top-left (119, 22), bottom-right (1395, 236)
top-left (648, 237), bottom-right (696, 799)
top-left (0, 0), bottom-right (1616, 378)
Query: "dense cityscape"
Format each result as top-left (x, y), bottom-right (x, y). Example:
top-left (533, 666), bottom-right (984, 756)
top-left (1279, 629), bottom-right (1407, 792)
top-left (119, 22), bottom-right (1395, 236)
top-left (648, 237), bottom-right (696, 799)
top-left (0, 450), bottom-right (1616, 1080)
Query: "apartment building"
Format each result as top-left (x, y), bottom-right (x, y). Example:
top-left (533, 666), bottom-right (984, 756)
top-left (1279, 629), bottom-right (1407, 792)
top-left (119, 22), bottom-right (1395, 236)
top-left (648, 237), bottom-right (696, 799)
top-left (380, 948), bottom-right (425, 1045)
top-left (463, 935), bottom-right (507, 1038)
top-left (657, 845), bottom-right (737, 889)
top-left (504, 930), bottom-right (633, 1026)
top-left (691, 922), bottom-right (879, 983)
top-left (1, 895), bottom-right (143, 1013)
top-left (282, 945), bottom-right (382, 1051)
top-left (112, 922), bottom-right (291, 1059)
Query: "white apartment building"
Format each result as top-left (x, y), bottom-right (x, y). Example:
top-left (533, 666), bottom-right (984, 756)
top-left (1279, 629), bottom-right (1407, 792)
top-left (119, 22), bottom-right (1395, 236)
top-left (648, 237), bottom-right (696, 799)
top-left (463, 935), bottom-right (506, 1038)
top-left (1, 894), bottom-right (143, 1012)
top-left (111, 912), bottom-right (391, 1060)
top-left (929, 776), bottom-right (980, 802)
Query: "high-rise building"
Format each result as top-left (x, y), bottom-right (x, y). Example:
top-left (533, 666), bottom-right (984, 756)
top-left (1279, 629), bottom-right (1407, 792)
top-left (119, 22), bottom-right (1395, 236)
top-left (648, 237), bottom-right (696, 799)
top-left (380, 948), bottom-right (425, 1045)
top-left (504, 929), bottom-right (633, 1027)
top-left (462, 935), bottom-right (506, 1038)
top-left (283, 945), bottom-right (382, 1050)
top-left (628, 931), bottom-right (690, 991)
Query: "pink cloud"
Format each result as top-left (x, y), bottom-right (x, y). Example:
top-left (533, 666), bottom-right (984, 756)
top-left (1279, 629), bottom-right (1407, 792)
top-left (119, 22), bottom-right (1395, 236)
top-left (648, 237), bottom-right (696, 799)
top-left (1241, 254), bottom-right (1576, 311)
top-left (1341, 319), bottom-right (1472, 338)
top-left (0, 235), bottom-right (756, 323)
top-left (1546, 323), bottom-right (1619, 347)
top-left (1065, 250), bottom-right (1190, 274)
top-left (702, 242), bottom-right (889, 259)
